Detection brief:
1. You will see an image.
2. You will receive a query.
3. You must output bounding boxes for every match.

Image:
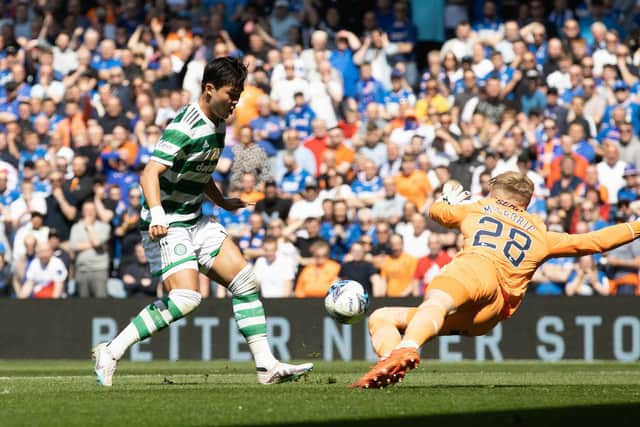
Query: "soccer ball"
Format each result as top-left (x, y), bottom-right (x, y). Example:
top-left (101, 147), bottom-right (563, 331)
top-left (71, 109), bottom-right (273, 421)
top-left (324, 280), bottom-right (370, 324)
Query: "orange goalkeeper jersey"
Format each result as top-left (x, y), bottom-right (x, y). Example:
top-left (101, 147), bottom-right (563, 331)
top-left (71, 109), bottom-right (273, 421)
top-left (429, 197), bottom-right (640, 316)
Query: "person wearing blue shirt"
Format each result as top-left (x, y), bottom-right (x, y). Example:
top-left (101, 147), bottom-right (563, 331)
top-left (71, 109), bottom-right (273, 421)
top-left (330, 31), bottom-right (361, 99)
top-left (355, 62), bottom-right (387, 113)
top-left (385, 2), bottom-right (418, 86)
top-left (238, 213), bottom-right (266, 263)
top-left (285, 92), bottom-right (316, 141)
top-left (0, 81), bottom-right (21, 119)
top-left (102, 154), bottom-right (140, 205)
top-left (351, 159), bottom-right (384, 205)
top-left (279, 153), bottom-right (311, 196)
top-left (0, 173), bottom-right (19, 208)
top-left (250, 95), bottom-right (285, 152)
top-left (533, 257), bottom-right (574, 295)
top-left (384, 69), bottom-right (416, 115)
top-left (19, 132), bottom-right (47, 172)
top-left (518, 70), bottom-right (547, 114)
top-left (472, 1), bottom-right (504, 37)
top-left (568, 121), bottom-right (596, 163)
top-left (617, 165), bottom-right (640, 202)
top-left (601, 81), bottom-right (640, 135)
top-left (320, 200), bottom-right (361, 262)
top-left (486, 51), bottom-right (514, 91)
top-left (209, 204), bottom-right (251, 230)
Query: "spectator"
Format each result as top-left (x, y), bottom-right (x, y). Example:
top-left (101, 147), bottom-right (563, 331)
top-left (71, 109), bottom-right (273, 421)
top-left (371, 177), bottom-right (406, 224)
top-left (229, 126), bottom-right (272, 190)
top-left (566, 255), bottom-right (609, 296)
top-left (272, 128), bottom-right (316, 181)
top-left (114, 186), bottom-right (142, 265)
top-left (270, 59), bottom-right (309, 114)
top-left (320, 199), bottom-right (360, 261)
top-left (307, 60), bottom-right (342, 128)
top-left (393, 153), bottom-right (432, 212)
top-left (603, 211), bottom-right (640, 296)
top-left (285, 92), bottom-right (316, 141)
top-left (399, 213), bottom-right (431, 259)
top-left (288, 177), bottom-right (323, 225)
top-left (8, 180), bottom-right (47, 232)
top-left (351, 159), bottom-right (384, 207)
top-left (69, 201), bottom-right (111, 298)
top-left (250, 95), bottom-right (285, 153)
top-left (238, 212), bottom-right (266, 262)
top-left (294, 240), bottom-right (340, 297)
top-left (18, 241), bottom-right (66, 299)
top-left (270, 1), bottom-right (300, 45)
top-left (618, 121), bottom-right (640, 170)
top-left (358, 123), bottom-right (387, 168)
top-left (303, 118), bottom-right (329, 173)
top-left (340, 241), bottom-right (381, 297)
top-left (238, 173), bottom-right (265, 205)
top-left (254, 237), bottom-right (296, 298)
top-left (279, 153), bottom-right (311, 197)
top-left (120, 242), bottom-right (158, 298)
top-left (413, 234), bottom-right (452, 295)
top-left (354, 62), bottom-right (387, 113)
top-left (65, 156), bottom-right (95, 206)
top-left (531, 256), bottom-right (574, 295)
top-left (379, 233), bottom-right (417, 297)
top-left (550, 155), bottom-right (584, 197)
top-left (597, 141), bottom-right (627, 204)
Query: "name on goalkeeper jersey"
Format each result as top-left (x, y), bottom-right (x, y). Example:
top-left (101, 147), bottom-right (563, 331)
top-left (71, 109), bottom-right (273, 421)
top-left (483, 205), bottom-right (536, 232)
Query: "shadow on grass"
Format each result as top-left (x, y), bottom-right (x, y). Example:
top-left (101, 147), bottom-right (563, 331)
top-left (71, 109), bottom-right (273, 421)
top-left (239, 404), bottom-right (640, 427)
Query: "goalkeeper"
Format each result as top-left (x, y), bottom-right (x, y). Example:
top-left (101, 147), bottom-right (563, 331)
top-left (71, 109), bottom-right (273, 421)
top-left (353, 172), bottom-right (640, 388)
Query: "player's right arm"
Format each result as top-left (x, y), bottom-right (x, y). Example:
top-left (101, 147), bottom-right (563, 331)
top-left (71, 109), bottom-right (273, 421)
top-left (140, 160), bottom-right (170, 240)
top-left (546, 222), bottom-right (640, 258)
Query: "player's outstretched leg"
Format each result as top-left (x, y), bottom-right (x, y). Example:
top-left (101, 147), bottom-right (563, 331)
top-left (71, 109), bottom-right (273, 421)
top-left (94, 270), bottom-right (202, 386)
top-left (210, 238), bottom-right (313, 384)
top-left (368, 307), bottom-right (417, 359)
top-left (352, 288), bottom-right (457, 389)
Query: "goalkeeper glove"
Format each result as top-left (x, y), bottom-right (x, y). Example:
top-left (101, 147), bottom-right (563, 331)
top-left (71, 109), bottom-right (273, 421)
top-left (439, 182), bottom-right (471, 205)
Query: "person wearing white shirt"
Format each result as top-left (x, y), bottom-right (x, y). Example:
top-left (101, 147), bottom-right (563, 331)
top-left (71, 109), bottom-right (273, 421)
top-left (307, 60), bottom-right (342, 128)
top-left (270, 59), bottom-right (309, 114)
top-left (400, 213), bottom-right (431, 259)
top-left (18, 241), bottom-right (66, 299)
top-left (253, 238), bottom-right (295, 298)
top-left (546, 56), bottom-right (572, 96)
top-left (493, 137), bottom-right (520, 176)
top-left (12, 209), bottom-right (50, 262)
top-left (9, 181), bottom-right (47, 231)
top-left (440, 21), bottom-right (476, 61)
top-left (288, 177), bottom-right (324, 223)
top-left (597, 141), bottom-right (627, 204)
top-left (52, 33), bottom-right (79, 77)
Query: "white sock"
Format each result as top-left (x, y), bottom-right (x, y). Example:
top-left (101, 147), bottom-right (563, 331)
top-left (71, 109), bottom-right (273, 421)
top-left (396, 339), bottom-right (419, 350)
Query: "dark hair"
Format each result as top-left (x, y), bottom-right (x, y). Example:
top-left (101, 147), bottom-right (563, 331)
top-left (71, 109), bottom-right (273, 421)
top-left (201, 56), bottom-right (248, 92)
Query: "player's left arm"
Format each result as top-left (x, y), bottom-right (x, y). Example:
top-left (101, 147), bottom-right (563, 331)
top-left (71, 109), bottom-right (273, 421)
top-left (546, 222), bottom-right (640, 258)
top-left (204, 177), bottom-right (248, 211)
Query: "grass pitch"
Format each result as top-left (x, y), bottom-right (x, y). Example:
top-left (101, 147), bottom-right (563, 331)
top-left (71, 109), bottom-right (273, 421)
top-left (1, 361), bottom-right (639, 426)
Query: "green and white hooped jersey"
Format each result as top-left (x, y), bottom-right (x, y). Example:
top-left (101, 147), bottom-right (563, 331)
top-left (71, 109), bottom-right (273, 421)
top-left (140, 103), bottom-right (225, 231)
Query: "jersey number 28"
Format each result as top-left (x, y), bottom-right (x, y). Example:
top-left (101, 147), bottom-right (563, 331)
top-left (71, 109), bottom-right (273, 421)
top-left (472, 216), bottom-right (532, 267)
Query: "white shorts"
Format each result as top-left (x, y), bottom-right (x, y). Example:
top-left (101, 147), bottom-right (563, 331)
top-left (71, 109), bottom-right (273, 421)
top-left (141, 217), bottom-right (227, 281)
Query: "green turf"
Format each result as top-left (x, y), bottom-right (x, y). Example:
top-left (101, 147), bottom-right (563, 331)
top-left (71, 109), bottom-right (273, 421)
top-left (1, 360), bottom-right (640, 426)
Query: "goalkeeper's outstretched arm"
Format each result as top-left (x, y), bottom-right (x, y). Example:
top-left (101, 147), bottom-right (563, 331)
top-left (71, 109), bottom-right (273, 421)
top-left (546, 222), bottom-right (640, 258)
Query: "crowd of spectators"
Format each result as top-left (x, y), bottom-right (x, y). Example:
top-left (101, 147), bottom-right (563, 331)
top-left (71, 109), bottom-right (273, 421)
top-left (1, 0), bottom-right (640, 299)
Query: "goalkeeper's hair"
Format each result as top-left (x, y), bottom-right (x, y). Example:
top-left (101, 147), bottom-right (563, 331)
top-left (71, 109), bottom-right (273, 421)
top-left (490, 172), bottom-right (534, 208)
top-left (201, 56), bottom-right (248, 92)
